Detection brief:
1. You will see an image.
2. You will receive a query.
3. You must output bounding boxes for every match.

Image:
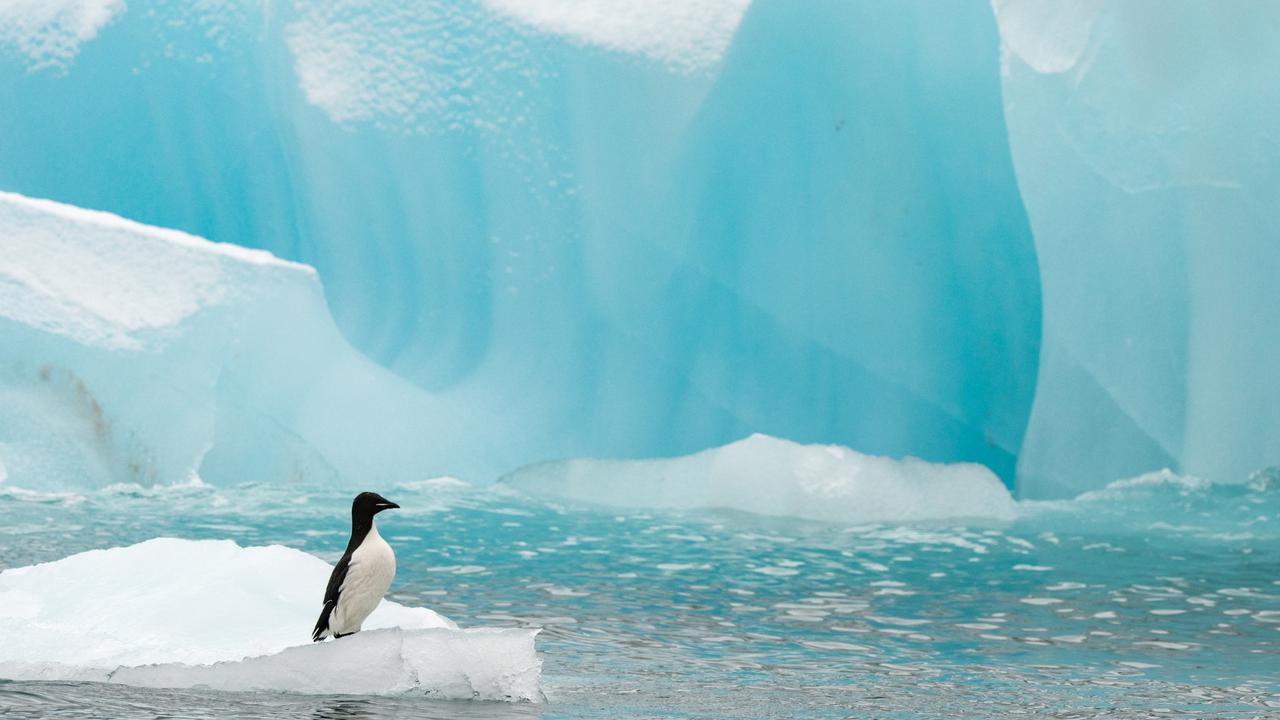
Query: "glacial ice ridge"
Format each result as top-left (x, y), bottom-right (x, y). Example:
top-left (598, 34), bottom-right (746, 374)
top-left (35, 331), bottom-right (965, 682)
top-left (0, 538), bottom-right (543, 700)
top-left (0, 191), bottom-right (484, 490)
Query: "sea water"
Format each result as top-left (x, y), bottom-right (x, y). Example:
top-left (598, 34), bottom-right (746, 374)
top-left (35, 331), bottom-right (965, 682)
top-left (0, 473), bottom-right (1276, 719)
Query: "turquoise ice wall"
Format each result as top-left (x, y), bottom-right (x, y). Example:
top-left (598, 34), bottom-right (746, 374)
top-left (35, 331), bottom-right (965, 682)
top-left (0, 0), bottom-right (1042, 486)
top-left (7, 2), bottom-right (1278, 497)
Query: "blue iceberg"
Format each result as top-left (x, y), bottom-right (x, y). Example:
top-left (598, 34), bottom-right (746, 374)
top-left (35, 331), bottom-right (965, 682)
top-left (1, 0), bottom-right (1277, 498)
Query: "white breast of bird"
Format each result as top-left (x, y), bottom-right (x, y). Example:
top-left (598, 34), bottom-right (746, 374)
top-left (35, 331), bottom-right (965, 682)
top-left (331, 523), bottom-right (397, 635)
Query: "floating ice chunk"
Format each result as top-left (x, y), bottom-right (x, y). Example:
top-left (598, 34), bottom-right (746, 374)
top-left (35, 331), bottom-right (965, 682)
top-left (503, 434), bottom-right (1016, 524)
top-left (0, 538), bottom-right (452, 668)
top-left (109, 628), bottom-right (541, 700)
top-left (0, 538), bottom-right (542, 699)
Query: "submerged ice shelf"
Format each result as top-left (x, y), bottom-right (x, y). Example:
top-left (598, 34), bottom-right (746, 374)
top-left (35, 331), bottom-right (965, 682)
top-left (0, 538), bottom-right (542, 700)
top-left (505, 434), bottom-right (1016, 523)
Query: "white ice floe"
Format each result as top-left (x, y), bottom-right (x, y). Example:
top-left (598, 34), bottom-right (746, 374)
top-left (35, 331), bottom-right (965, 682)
top-left (503, 433), bottom-right (1015, 524)
top-left (0, 538), bottom-right (542, 700)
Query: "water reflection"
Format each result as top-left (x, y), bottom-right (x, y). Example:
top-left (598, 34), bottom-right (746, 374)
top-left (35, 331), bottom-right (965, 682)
top-left (311, 699), bottom-right (374, 720)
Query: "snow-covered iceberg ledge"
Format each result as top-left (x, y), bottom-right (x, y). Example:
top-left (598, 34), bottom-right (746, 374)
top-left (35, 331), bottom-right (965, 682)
top-left (502, 433), bottom-right (1016, 524)
top-left (0, 538), bottom-right (542, 700)
top-left (0, 191), bottom-right (486, 491)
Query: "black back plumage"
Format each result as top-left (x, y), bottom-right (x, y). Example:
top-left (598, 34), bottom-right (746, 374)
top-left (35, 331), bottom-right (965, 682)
top-left (311, 492), bottom-right (400, 642)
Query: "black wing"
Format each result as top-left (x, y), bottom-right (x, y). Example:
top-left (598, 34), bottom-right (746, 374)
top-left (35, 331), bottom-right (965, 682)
top-left (311, 553), bottom-right (351, 642)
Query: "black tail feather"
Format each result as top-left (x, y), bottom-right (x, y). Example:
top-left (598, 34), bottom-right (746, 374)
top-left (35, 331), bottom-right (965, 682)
top-left (312, 601), bottom-right (335, 642)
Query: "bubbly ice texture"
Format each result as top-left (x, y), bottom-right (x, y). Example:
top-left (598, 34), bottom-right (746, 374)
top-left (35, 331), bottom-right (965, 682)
top-left (504, 434), bottom-right (1016, 524)
top-left (0, 538), bottom-right (542, 700)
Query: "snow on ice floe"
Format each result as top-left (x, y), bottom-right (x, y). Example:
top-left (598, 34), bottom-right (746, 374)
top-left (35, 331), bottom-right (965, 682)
top-left (503, 433), bottom-right (1016, 524)
top-left (0, 538), bottom-right (542, 700)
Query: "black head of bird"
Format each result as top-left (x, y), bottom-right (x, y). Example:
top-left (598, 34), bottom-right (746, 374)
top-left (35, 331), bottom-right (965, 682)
top-left (352, 491), bottom-right (399, 520)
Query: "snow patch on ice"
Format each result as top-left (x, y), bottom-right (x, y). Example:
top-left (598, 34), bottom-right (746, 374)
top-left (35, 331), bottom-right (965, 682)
top-left (285, 0), bottom-right (745, 126)
top-left (503, 434), bottom-right (1016, 524)
top-left (0, 538), bottom-right (453, 668)
top-left (0, 538), bottom-right (542, 699)
top-left (479, 0), bottom-right (750, 71)
top-left (284, 1), bottom-right (514, 128)
top-left (0, 0), bottom-right (125, 70)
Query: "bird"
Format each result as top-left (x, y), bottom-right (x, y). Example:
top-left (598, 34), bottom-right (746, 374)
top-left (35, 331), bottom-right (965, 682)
top-left (312, 491), bottom-right (400, 641)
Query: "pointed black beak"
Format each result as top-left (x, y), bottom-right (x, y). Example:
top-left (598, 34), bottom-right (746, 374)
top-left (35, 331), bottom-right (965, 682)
top-left (376, 500), bottom-right (400, 511)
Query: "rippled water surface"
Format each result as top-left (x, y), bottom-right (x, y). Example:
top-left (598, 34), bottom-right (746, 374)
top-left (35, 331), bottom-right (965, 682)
top-left (1, 474), bottom-right (1278, 719)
